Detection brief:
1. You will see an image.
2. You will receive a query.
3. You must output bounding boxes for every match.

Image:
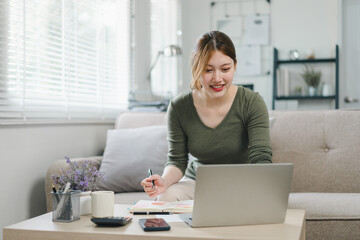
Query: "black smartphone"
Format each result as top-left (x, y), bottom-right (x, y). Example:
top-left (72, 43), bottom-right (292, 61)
top-left (139, 218), bottom-right (171, 231)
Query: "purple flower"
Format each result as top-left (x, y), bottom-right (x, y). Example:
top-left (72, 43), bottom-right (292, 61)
top-left (51, 157), bottom-right (104, 192)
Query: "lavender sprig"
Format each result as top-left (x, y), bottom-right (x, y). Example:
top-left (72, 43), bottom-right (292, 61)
top-left (51, 156), bottom-right (104, 192)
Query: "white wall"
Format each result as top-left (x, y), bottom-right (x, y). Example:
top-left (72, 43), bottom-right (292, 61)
top-left (272, 0), bottom-right (337, 59)
top-left (180, 0), bottom-right (212, 94)
top-left (0, 123), bottom-right (112, 239)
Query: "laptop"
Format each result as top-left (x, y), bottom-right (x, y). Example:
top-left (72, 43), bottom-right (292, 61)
top-left (180, 163), bottom-right (293, 227)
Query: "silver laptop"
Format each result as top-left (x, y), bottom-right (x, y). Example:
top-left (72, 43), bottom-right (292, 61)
top-left (180, 163), bottom-right (293, 227)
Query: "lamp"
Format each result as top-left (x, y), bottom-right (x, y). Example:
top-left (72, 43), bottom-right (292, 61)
top-left (128, 45), bottom-right (181, 111)
top-left (147, 44), bottom-right (182, 81)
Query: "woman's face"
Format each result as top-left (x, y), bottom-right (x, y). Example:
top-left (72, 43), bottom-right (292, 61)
top-left (200, 50), bottom-right (236, 99)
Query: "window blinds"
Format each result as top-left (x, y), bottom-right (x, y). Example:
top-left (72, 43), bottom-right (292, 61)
top-left (0, 0), bottom-right (131, 124)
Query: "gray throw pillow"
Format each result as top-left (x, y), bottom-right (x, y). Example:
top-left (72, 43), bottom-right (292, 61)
top-left (97, 125), bottom-right (168, 192)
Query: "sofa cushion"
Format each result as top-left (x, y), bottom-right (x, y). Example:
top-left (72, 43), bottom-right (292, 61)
top-left (288, 192), bottom-right (360, 220)
top-left (269, 110), bottom-right (360, 193)
top-left (97, 125), bottom-right (168, 193)
top-left (306, 219), bottom-right (360, 240)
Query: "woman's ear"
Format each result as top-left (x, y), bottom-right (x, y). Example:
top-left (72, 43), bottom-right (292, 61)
top-left (234, 59), bottom-right (237, 70)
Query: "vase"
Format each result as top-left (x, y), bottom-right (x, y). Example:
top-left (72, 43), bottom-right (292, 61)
top-left (308, 86), bottom-right (317, 96)
top-left (52, 190), bottom-right (81, 222)
top-left (322, 83), bottom-right (332, 96)
top-left (80, 191), bottom-right (92, 215)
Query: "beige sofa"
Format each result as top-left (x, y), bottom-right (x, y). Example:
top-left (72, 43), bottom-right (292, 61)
top-left (46, 110), bottom-right (360, 240)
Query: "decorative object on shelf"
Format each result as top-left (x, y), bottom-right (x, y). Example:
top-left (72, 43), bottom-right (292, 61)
top-left (308, 86), bottom-right (317, 97)
top-left (288, 49), bottom-right (299, 60)
top-left (306, 49), bottom-right (315, 59)
top-left (301, 65), bottom-right (322, 96)
top-left (321, 83), bottom-right (333, 96)
top-left (51, 156), bottom-right (105, 215)
top-left (293, 86), bottom-right (302, 96)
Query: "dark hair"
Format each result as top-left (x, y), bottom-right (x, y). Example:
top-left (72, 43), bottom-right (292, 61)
top-left (190, 31), bottom-right (237, 89)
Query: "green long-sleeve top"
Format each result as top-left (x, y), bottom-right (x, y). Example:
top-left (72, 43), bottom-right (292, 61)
top-left (165, 86), bottom-right (272, 180)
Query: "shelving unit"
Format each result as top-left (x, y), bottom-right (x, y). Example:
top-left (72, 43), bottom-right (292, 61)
top-left (272, 45), bottom-right (339, 110)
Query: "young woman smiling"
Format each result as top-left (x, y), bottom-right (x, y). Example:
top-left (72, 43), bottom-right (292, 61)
top-left (141, 31), bottom-right (272, 201)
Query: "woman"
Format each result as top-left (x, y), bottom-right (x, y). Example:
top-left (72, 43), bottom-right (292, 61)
top-left (141, 31), bottom-right (272, 201)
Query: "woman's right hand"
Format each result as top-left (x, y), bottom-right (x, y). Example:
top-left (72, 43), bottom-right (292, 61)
top-left (140, 174), bottom-right (167, 198)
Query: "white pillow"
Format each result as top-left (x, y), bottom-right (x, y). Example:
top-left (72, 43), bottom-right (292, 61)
top-left (97, 125), bottom-right (168, 192)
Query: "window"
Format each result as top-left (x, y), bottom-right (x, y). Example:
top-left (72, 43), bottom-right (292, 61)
top-left (0, 0), bottom-right (132, 124)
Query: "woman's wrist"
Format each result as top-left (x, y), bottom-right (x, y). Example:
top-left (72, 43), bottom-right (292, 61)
top-left (161, 166), bottom-right (183, 188)
top-left (162, 177), bottom-right (169, 189)
top-left (162, 175), bottom-right (175, 189)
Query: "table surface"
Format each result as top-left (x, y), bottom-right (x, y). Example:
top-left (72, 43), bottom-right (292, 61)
top-left (4, 204), bottom-right (305, 240)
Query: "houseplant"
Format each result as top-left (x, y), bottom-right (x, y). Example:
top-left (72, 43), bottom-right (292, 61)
top-left (301, 65), bottom-right (322, 96)
top-left (51, 156), bottom-right (104, 215)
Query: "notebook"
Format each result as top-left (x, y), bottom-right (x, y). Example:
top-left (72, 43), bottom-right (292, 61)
top-left (180, 163), bottom-right (293, 228)
top-left (129, 200), bottom-right (193, 214)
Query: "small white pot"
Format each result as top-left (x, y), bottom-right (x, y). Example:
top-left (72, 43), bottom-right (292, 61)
top-left (322, 83), bottom-right (332, 96)
top-left (80, 191), bottom-right (92, 215)
top-left (308, 86), bottom-right (317, 96)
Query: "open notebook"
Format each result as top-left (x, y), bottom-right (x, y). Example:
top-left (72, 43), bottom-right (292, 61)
top-left (129, 200), bottom-right (193, 214)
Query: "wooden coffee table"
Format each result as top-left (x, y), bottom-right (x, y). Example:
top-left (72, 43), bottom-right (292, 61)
top-left (4, 204), bottom-right (305, 240)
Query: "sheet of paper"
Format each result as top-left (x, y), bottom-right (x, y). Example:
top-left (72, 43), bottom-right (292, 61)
top-left (237, 45), bottom-right (261, 76)
top-left (129, 200), bottom-right (193, 213)
top-left (244, 14), bottom-right (269, 45)
top-left (216, 17), bottom-right (242, 41)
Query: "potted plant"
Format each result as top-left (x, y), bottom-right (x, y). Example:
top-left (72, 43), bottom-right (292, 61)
top-left (301, 65), bottom-right (322, 96)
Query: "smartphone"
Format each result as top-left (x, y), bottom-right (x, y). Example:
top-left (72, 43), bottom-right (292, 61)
top-left (139, 218), bottom-right (171, 231)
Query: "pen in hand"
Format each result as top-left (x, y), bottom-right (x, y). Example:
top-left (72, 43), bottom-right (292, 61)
top-left (148, 169), bottom-right (155, 190)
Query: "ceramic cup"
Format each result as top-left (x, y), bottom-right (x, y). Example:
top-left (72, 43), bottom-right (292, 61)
top-left (91, 191), bottom-right (114, 218)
